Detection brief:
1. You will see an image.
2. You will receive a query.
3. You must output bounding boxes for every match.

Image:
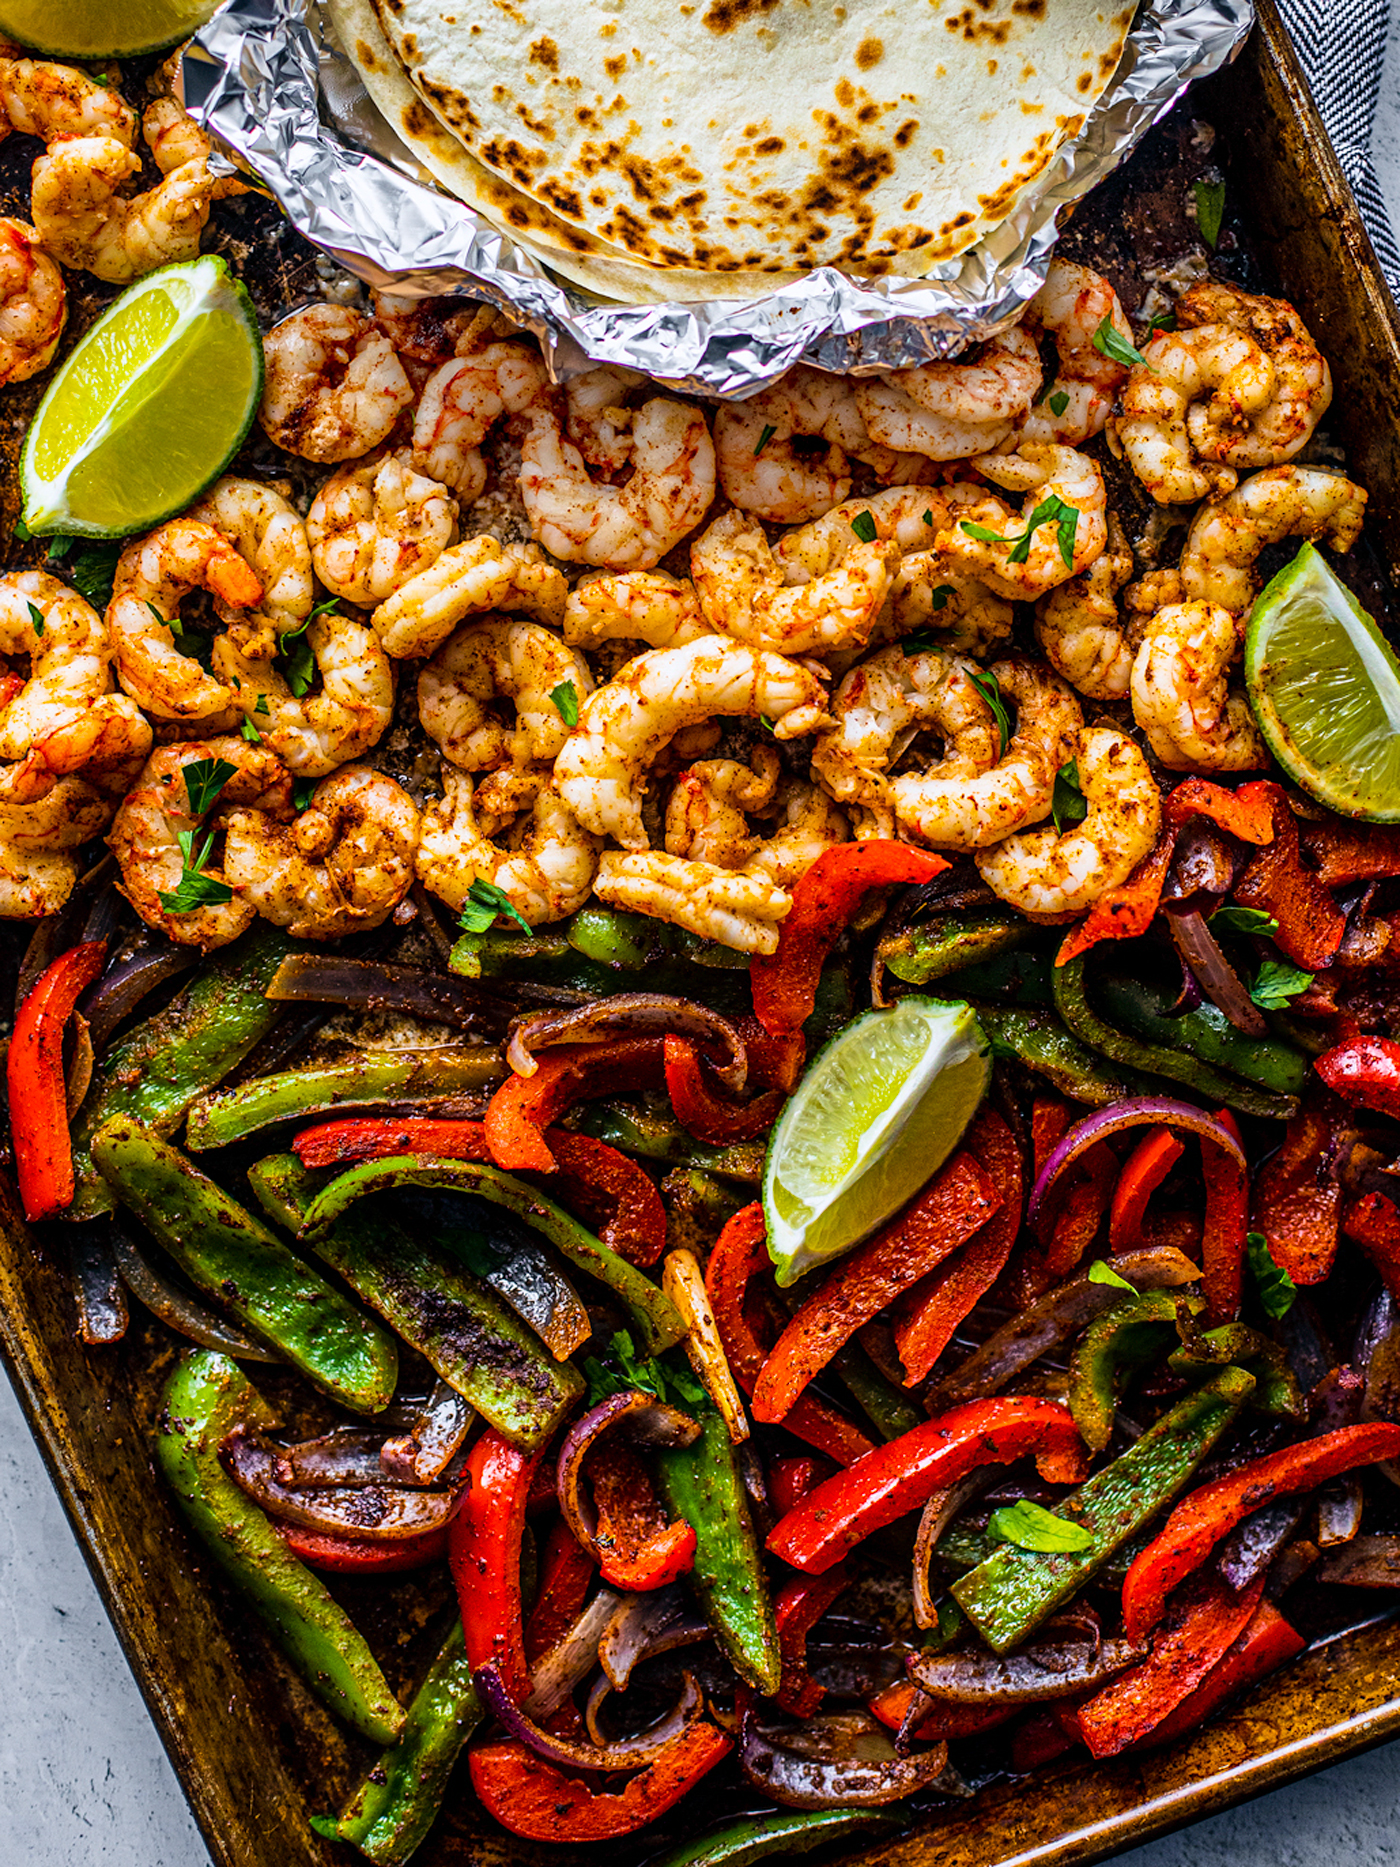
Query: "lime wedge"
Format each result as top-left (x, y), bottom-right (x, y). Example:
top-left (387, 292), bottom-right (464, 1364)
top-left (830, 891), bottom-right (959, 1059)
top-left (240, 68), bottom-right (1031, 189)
top-left (1245, 542), bottom-right (1400, 822)
top-left (762, 996), bottom-right (989, 1287)
top-left (0, 0), bottom-right (220, 56)
top-left (20, 255), bottom-right (263, 540)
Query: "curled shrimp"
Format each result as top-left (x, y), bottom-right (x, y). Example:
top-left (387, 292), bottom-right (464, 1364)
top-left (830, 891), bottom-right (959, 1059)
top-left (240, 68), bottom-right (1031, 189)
top-left (1034, 514), bottom-right (1136, 700)
top-left (107, 519), bottom-right (262, 721)
top-left (593, 850), bottom-right (793, 956)
top-left (565, 364), bottom-right (646, 474)
top-left (213, 613), bottom-right (396, 776)
top-left (1116, 324), bottom-right (1276, 505)
top-left (976, 727), bottom-right (1163, 917)
top-left (0, 571), bottom-right (151, 802)
top-left (690, 507), bottom-right (894, 656)
top-left (519, 397), bottom-right (716, 571)
top-left (370, 290), bottom-right (485, 369)
top-left (411, 342), bottom-right (549, 496)
top-left (1014, 260), bottom-right (1132, 447)
top-left (307, 451), bottom-right (458, 606)
top-left (0, 777), bottom-right (112, 919)
top-left (0, 47), bottom-right (136, 144)
top-left (854, 326), bottom-right (1042, 461)
top-left (416, 768), bottom-right (598, 926)
top-left (371, 535), bottom-right (567, 660)
top-left (666, 749), bottom-right (848, 892)
top-left (223, 766), bottom-right (420, 940)
top-left (0, 218), bottom-right (63, 385)
top-left (185, 477), bottom-right (315, 658)
top-left (109, 736), bottom-right (292, 949)
top-left (939, 444), bottom-right (1108, 601)
top-left (260, 306), bottom-right (414, 464)
top-left (563, 571), bottom-right (710, 652)
top-left (1172, 282), bottom-right (1332, 469)
top-left (714, 367), bottom-right (890, 524)
top-left (743, 777), bottom-right (850, 890)
top-left (554, 635), bottom-right (829, 850)
top-left (1130, 601), bottom-right (1266, 773)
top-left (1179, 465), bottom-right (1368, 614)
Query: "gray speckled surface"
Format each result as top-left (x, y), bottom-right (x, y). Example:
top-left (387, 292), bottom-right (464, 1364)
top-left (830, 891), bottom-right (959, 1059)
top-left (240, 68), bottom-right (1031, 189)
top-left (6, 9), bottom-right (1400, 1857)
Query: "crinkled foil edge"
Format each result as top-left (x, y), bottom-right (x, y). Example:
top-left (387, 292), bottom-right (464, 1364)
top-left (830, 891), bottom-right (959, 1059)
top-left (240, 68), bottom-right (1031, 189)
top-left (185, 0), bottom-right (1254, 394)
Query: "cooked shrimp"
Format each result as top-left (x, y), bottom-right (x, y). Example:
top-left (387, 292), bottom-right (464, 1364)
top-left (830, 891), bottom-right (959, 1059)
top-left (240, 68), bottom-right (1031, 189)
top-left (715, 367), bottom-right (880, 523)
top-left (0, 48), bottom-right (136, 144)
top-left (260, 306), bottom-right (414, 464)
top-left (417, 614), bottom-right (594, 814)
top-left (1130, 600), bottom-right (1266, 772)
top-left (554, 635), bottom-right (829, 850)
top-left (370, 290), bottom-right (482, 368)
top-left (0, 218), bottom-right (63, 384)
top-left (563, 571), bottom-right (710, 651)
top-left (1173, 282), bottom-right (1332, 468)
top-left (665, 748), bottom-right (781, 869)
top-left (888, 564), bottom-right (1016, 658)
top-left (939, 445), bottom-right (1107, 600)
top-left (212, 613), bottom-right (395, 776)
top-left (1116, 325), bottom-right (1274, 505)
top-left (1179, 465), bottom-right (1368, 614)
top-left (185, 477), bottom-right (315, 658)
top-left (411, 342), bottom-right (549, 495)
top-left (1035, 513), bottom-right (1136, 700)
top-left (107, 520), bottom-right (262, 720)
top-left (109, 736), bottom-right (292, 949)
top-left (307, 451), bottom-right (458, 607)
top-left (519, 397), bottom-right (715, 571)
top-left (223, 766), bottom-right (419, 939)
top-left (593, 850), bottom-right (792, 955)
top-left (0, 777), bottom-right (112, 919)
top-left (976, 727), bottom-right (1162, 916)
top-left (371, 535), bottom-right (567, 659)
top-left (566, 364), bottom-right (645, 473)
top-left (0, 571), bottom-right (151, 802)
top-left (743, 777), bottom-right (850, 890)
top-left (416, 768), bottom-right (598, 925)
top-left (1014, 260), bottom-right (1132, 447)
top-left (854, 327), bottom-right (1041, 462)
top-left (691, 507), bottom-right (894, 656)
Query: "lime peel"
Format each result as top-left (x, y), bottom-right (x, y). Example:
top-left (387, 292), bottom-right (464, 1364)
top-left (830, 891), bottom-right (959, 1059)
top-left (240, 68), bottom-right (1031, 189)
top-left (0, 0), bottom-right (220, 57)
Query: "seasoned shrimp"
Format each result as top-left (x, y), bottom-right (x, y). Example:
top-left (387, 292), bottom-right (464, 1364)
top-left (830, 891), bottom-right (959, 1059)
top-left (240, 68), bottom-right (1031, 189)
top-left (715, 367), bottom-right (883, 523)
top-left (416, 768), bottom-right (598, 925)
top-left (854, 327), bottom-right (1041, 462)
top-left (0, 572), bottom-right (151, 801)
top-left (213, 613), bottom-right (395, 776)
top-left (1130, 601), bottom-right (1266, 772)
top-left (0, 218), bottom-right (63, 385)
top-left (939, 445), bottom-right (1107, 601)
top-left (0, 777), bottom-right (112, 919)
top-left (107, 520), bottom-right (262, 720)
top-left (554, 635), bottom-right (829, 850)
top-left (690, 507), bottom-right (894, 656)
top-left (411, 342), bottom-right (549, 496)
top-left (1116, 325), bottom-right (1275, 505)
top-left (186, 477), bottom-right (315, 658)
top-left (260, 306), bottom-right (414, 464)
top-left (743, 777), bottom-right (850, 890)
top-left (371, 535), bottom-right (567, 659)
top-left (665, 748), bottom-right (781, 869)
top-left (566, 364), bottom-right (645, 473)
top-left (417, 614), bottom-right (594, 814)
top-left (1173, 282), bottom-right (1332, 468)
top-left (1035, 514), bottom-right (1136, 700)
top-left (519, 397), bottom-right (716, 571)
top-left (1014, 260), bottom-right (1132, 447)
top-left (223, 766), bottom-right (420, 939)
top-left (370, 290), bottom-right (483, 368)
top-left (563, 571), bottom-right (710, 652)
top-left (1179, 465), bottom-right (1368, 614)
top-left (109, 736), bottom-right (292, 949)
top-left (976, 727), bottom-right (1162, 916)
top-left (307, 451), bottom-right (458, 606)
top-left (0, 47), bottom-right (136, 144)
top-left (593, 850), bottom-right (792, 956)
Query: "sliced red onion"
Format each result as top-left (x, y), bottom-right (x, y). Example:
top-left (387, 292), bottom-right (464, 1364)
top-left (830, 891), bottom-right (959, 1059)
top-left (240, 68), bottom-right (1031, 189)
top-left (475, 1234), bottom-right (590, 1361)
top-left (221, 1430), bottom-right (464, 1539)
top-left (82, 944), bottom-right (197, 1054)
top-left (740, 1708), bottom-right (951, 1810)
top-left (1162, 821), bottom-right (1241, 910)
top-left (64, 1010), bottom-right (95, 1117)
top-left (475, 1658), bottom-right (703, 1772)
top-left (70, 1226), bottom-right (127, 1346)
top-left (506, 995), bottom-right (748, 1093)
top-left (1217, 1499), bottom-right (1307, 1590)
top-left (598, 1586), bottom-right (710, 1690)
top-left (908, 1635), bottom-right (1142, 1704)
top-left (1316, 1534), bottom-right (1400, 1587)
top-left (1028, 1099), bottom-right (1245, 1232)
top-left (1167, 909), bottom-right (1269, 1037)
top-left (912, 1474), bottom-right (998, 1630)
top-left (109, 1226), bottom-right (277, 1362)
top-left (1266, 1537), bottom-right (1320, 1599)
top-left (586, 1629), bottom-right (711, 1747)
top-left (1358, 1289), bottom-right (1400, 1490)
top-left (557, 1391), bottom-right (700, 1558)
top-left (380, 1380), bottom-right (474, 1484)
top-left (523, 1587), bottom-right (629, 1722)
top-left (1316, 1476), bottom-right (1364, 1547)
top-left (268, 1429), bottom-right (401, 1489)
top-left (266, 954), bottom-right (520, 1034)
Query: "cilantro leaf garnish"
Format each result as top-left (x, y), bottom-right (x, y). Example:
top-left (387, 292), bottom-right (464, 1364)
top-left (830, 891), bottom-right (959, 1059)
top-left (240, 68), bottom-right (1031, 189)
top-left (968, 665), bottom-right (1012, 757)
top-left (458, 877), bottom-right (531, 935)
top-left (182, 756), bottom-right (237, 819)
top-left (962, 494), bottom-right (1079, 569)
top-left (989, 1500), bottom-right (1094, 1553)
top-left (1210, 905), bottom-right (1280, 939)
top-left (1249, 960), bottom-right (1313, 1009)
top-left (1194, 178), bottom-right (1226, 249)
top-left (550, 680), bottom-right (579, 728)
top-left (1247, 1230), bottom-right (1297, 1320)
top-left (1092, 317), bottom-right (1149, 370)
top-left (754, 423), bottom-right (777, 457)
top-left (1051, 758), bottom-right (1088, 835)
top-left (157, 828), bottom-right (234, 915)
top-left (850, 510), bottom-right (879, 545)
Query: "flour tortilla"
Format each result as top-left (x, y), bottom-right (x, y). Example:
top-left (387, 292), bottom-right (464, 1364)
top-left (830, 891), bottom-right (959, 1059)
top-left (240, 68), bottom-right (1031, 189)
top-left (365, 0), bottom-right (1133, 277)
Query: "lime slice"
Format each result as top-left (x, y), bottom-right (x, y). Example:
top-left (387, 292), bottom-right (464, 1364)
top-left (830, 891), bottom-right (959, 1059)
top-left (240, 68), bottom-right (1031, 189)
top-left (762, 996), bottom-right (989, 1287)
top-left (20, 255), bottom-right (263, 540)
top-left (0, 0), bottom-right (220, 56)
top-left (1245, 541), bottom-right (1400, 822)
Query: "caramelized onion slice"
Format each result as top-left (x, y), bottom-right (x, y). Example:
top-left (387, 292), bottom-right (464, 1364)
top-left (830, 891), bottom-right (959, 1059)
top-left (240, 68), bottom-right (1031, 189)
top-left (740, 1708), bottom-right (952, 1810)
top-left (557, 1391), bottom-right (700, 1557)
top-left (476, 1658), bottom-right (704, 1772)
top-left (908, 1636), bottom-right (1142, 1705)
top-left (507, 995), bottom-right (748, 1093)
top-left (221, 1430), bottom-right (464, 1540)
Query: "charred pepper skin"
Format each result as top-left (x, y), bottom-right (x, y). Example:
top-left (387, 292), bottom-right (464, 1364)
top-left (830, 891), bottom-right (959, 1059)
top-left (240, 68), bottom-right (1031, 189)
top-left (973, 1005), bottom-right (1145, 1106)
top-left (1093, 972), bottom-right (1309, 1098)
top-left (92, 1118), bottom-right (398, 1413)
top-left (247, 1153), bottom-right (581, 1451)
top-left (156, 1351), bottom-right (405, 1745)
top-left (878, 911), bottom-right (1035, 986)
top-left (644, 1809), bottom-right (908, 1867)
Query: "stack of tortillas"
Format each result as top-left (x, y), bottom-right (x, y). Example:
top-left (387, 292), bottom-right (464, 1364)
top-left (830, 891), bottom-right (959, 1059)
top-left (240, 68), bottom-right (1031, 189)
top-left (331, 0), bottom-right (1134, 302)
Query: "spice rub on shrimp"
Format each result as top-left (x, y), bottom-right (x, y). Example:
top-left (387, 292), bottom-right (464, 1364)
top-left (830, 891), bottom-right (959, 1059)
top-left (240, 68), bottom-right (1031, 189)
top-left (554, 635), bottom-right (830, 850)
top-left (1178, 465), bottom-right (1368, 615)
top-left (1035, 514), bottom-right (1136, 701)
top-left (0, 46), bottom-right (136, 145)
top-left (213, 613), bottom-right (395, 776)
top-left (665, 749), bottom-right (849, 892)
top-left (855, 325), bottom-right (1042, 462)
top-left (260, 306), bottom-right (414, 464)
top-left (593, 849), bottom-right (793, 955)
top-left (1172, 281), bottom-right (1333, 468)
top-left (411, 341), bottom-right (549, 497)
top-left (371, 535), bottom-right (567, 660)
top-left (223, 766), bottom-right (419, 940)
top-left (939, 445), bottom-right (1108, 601)
top-left (1130, 601), bottom-right (1267, 773)
top-left (185, 477), bottom-right (315, 658)
top-left (307, 451), bottom-right (458, 607)
top-left (690, 507), bottom-right (895, 656)
top-left (107, 519), bottom-right (263, 721)
top-left (1014, 259), bottom-right (1133, 448)
top-left (562, 571), bottom-right (710, 652)
top-left (0, 777), bottom-right (112, 919)
top-left (976, 727), bottom-right (1162, 916)
top-left (715, 365), bottom-right (913, 525)
top-left (0, 218), bottom-right (63, 385)
top-left (416, 769), bottom-right (598, 926)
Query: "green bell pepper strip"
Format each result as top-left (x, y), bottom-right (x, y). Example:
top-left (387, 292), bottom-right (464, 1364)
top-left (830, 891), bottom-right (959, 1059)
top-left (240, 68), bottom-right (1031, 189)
top-left (185, 1048), bottom-right (504, 1151)
top-left (974, 1006), bottom-right (1144, 1106)
top-left (1067, 1289), bottom-right (1191, 1452)
top-left (248, 1154), bottom-right (580, 1450)
top-left (576, 1103), bottom-right (765, 1181)
top-left (1167, 1323), bottom-right (1306, 1419)
top-left (952, 1367), bottom-right (1255, 1652)
top-left (314, 1616), bottom-right (482, 1864)
top-left (830, 1342), bottom-right (923, 1442)
top-left (68, 923), bottom-right (298, 1218)
top-left (1052, 957), bottom-right (1298, 1121)
top-left (1094, 972), bottom-right (1309, 1098)
top-left (93, 1118), bottom-right (397, 1412)
top-left (654, 1390), bottom-right (780, 1693)
top-left (878, 911), bottom-right (1033, 985)
top-left (568, 905), bottom-right (749, 974)
top-left (156, 1351), bottom-right (405, 1744)
top-left (644, 1809), bottom-right (908, 1867)
top-left (296, 1155), bottom-right (686, 1357)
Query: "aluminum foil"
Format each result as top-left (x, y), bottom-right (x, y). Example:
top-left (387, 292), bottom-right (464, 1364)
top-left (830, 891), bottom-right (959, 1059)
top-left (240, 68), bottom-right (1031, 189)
top-left (185, 0), bottom-right (1254, 395)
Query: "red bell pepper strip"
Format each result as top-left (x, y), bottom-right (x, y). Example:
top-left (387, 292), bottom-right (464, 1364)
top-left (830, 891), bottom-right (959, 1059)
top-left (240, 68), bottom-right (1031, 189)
top-left (752, 1152), bottom-right (999, 1423)
top-left (891, 1107), bottom-right (1022, 1385)
top-left (870, 1679), bottom-right (1016, 1744)
top-left (484, 1038), bottom-right (666, 1172)
top-left (1121, 1422), bottom-right (1400, 1640)
top-left (704, 1205), bottom-right (877, 1469)
top-left (751, 842), bottom-right (949, 1037)
top-left (1199, 1116), bottom-right (1248, 1325)
top-left (774, 1564), bottom-right (849, 1715)
top-left (469, 1722), bottom-right (732, 1842)
top-left (523, 1518), bottom-right (595, 1663)
top-left (590, 1442), bottom-right (697, 1591)
top-left (1249, 1098), bottom-right (1344, 1285)
top-left (1164, 778), bottom-right (1278, 845)
top-left (734, 1015), bottom-right (807, 1094)
top-left (1139, 1596), bottom-right (1305, 1750)
top-left (1009, 1709), bottom-right (1081, 1772)
top-left (7, 940), bottom-right (106, 1220)
top-left (1108, 1127), bottom-right (1184, 1254)
top-left (766, 1399), bottom-right (1086, 1575)
top-left (1075, 1573), bottom-right (1264, 1759)
top-left (450, 1429), bottom-right (540, 1703)
top-left (1231, 785), bottom-right (1346, 970)
top-left (1040, 1142), bottom-right (1118, 1280)
top-left (294, 1116), bottom-right (668, 1267)
top-left (1343, 1191), bottom-right (1400, 1300)
top-left (1032, 1097), bottom-right (1071, 1182)
top-left (274, 1521), bottom-right (448, 1573)
top-left (768, 1454), bottom-right (835, 1516)
top-left (663, 1035), bottom-right (786, 1144)
top-left (1300, 818), bottom-right (1400, 887)
top-left (1316, 1036), bottom-right (1400, 1123)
